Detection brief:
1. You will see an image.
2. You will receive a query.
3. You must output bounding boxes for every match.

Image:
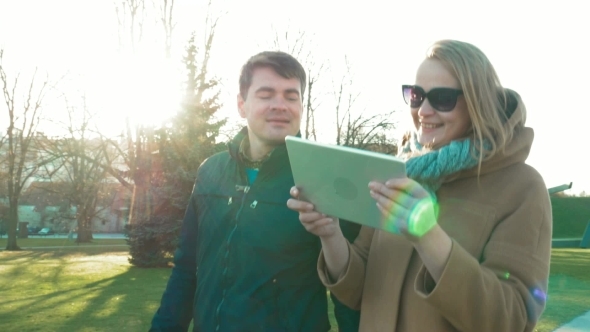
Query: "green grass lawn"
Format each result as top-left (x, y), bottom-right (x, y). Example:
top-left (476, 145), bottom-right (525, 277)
top-left (0, 246), bottom-right (165, 332)
top-left (0, 244), bottom-right (588, 332)
top-left (534, 249), bottom-right (590, 332)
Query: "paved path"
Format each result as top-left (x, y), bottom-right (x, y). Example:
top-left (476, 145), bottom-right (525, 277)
top-left (12, 244), bottom-right (129, 249)
top-left (0, 233), bottom-right (127, 251)
top-left (40, 233), bottom-right (126, 239)
top-left (1, 233), bottom-right (126, 240)
top-left (553, 310), bottom-right (590, 331)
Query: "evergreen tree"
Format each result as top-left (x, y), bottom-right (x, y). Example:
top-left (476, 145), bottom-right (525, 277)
top-left (127, 33), bottom-right (226, 267)
top-left (157, 32), bottom-right (226, 218)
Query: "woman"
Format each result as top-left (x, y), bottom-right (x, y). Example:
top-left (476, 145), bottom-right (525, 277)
top-left (287, 40), bottom-right (551, 332)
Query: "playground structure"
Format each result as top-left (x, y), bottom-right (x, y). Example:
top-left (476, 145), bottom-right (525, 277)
top-left (548, 182), bottom-right (590, 249)
top-left (548, 182), bottom-right (573, 195)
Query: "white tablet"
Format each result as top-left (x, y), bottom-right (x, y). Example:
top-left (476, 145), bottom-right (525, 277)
top-left (285, 135), bottom-right (406, 230)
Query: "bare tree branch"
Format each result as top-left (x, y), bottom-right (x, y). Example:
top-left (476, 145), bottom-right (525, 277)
top-left (331, 55), bottom-right (397, 152)
top-left (114, 0), bottom-right (146, 54)
top-left (39, 93), bottom-right (124, 242)
top-left (269, 27), bottom-right (325, 140)
top-left (159, 0), bottom-right (176, 58)
top-left (0, 49), bottom-right (50, 250)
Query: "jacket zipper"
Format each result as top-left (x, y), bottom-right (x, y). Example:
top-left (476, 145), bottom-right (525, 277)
top-left (214, 184), bottom-right (250, 331)
top-left (213, 160), bottom-right (276, 330)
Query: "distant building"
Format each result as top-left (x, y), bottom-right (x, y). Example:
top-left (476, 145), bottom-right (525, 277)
top-left (0, 133), bottom-right (132, 233)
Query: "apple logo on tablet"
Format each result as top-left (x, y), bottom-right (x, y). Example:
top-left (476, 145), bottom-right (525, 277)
top-left (333, 177), bottom-right (358, 200)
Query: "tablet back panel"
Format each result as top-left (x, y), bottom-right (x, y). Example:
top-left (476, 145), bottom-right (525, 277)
top-left (285, 136), bottom-right (406, 231)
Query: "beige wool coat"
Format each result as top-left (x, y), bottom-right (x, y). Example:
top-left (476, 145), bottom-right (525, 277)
top-left (319, 111), bottom-right (552, 331)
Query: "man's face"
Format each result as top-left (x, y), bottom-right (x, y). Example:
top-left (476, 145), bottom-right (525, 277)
top-left (238, 66), bottom-right (303, 147)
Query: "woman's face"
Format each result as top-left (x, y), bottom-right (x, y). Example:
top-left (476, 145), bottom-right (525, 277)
top-left (411, 59), bottom-right (472, 147)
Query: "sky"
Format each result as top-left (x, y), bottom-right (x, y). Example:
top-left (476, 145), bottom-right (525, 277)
top-left (0, 0), bottom-right (589, 195)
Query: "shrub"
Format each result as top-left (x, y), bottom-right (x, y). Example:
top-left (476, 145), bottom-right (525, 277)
top-left (125, 215), bottom-right (182, 268)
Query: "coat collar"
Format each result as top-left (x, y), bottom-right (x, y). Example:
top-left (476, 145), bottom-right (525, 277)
top-left (446, 91), bottom-right (533, 183)
top-left (227, 126), bottom-right (301, 169)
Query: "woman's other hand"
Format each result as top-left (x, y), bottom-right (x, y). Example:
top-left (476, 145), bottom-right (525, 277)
top-left (287, 186), bottom-right (350, 281)
top-left (287, 186), bottom-right (342, 239)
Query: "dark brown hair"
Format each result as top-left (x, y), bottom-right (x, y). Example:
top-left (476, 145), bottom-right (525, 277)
top-left (239, 51), bottom-right (306, 100)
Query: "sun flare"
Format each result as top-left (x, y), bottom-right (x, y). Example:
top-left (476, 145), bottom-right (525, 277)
top-left (98, 55), bottom-right (183, 129)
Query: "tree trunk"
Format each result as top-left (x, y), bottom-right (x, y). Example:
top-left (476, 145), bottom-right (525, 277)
top-left (76, 228), bottom-right (93, 243)
top-left (5, 202), bottom-right (21, 251)
top-left (75, 211), bottom-right (94, 243)
top-left (131, 184), bottom-right (152, 223)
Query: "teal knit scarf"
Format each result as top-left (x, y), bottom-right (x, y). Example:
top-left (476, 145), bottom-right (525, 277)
top-left (400, 133), bottom-right (482, 197)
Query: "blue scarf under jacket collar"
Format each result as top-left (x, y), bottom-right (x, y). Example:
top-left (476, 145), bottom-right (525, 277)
top-left (400, 133), bottom-right (481, 197)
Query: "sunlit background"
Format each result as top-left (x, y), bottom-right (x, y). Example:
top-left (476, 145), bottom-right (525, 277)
top-left (1, 0), bottom-right (588, 194)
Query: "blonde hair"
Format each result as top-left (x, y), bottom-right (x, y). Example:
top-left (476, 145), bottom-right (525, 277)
top-left (426, 40), bottom-right (526, 167)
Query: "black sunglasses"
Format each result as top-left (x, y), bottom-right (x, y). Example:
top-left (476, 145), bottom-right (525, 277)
top-left (402, 85), bottom-right (463, 112)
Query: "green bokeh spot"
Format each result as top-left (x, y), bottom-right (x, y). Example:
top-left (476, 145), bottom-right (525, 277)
top-left (408, 199), bottom-right (438, 237)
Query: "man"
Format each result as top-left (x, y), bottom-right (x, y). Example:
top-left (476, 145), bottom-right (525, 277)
top-left (150, 51), bottom-right (360, 331)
